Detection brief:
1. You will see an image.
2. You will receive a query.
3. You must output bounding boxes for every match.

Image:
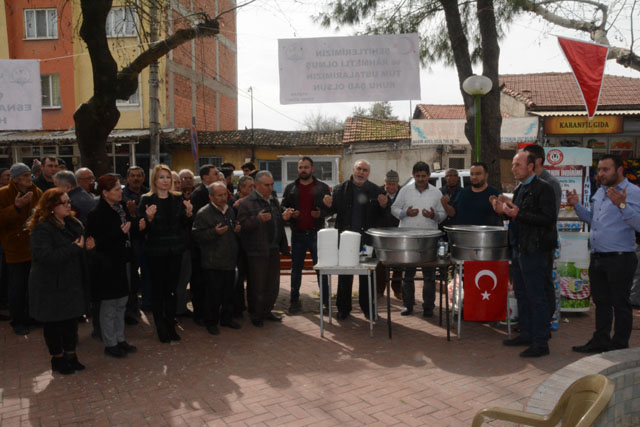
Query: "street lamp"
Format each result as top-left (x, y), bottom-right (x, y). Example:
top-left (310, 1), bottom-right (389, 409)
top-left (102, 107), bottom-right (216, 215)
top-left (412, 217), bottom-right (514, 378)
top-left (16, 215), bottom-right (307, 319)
top-left (462, 75), bottom-right (493, 162)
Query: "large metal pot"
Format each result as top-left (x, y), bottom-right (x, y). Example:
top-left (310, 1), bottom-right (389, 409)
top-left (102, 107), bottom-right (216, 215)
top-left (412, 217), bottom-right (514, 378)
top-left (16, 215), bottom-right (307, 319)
top-left (366, 228), bottom-right (442, 263)
top-left (443, 225), bottom-right (508, 248)
top-left (450, 245), bottom-right (510, 261)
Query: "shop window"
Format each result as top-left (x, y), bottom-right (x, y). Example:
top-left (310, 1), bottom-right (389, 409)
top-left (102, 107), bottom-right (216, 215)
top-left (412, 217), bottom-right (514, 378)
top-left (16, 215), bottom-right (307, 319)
top-left (106, 7), bottom-right (136, 38)
top-left (24, 9), bottom-right (57, 39)
top-left (259, 160), bottom-right (282, 193)
top-left (41, 74), bottom-right (61, 108)
top-left (199, 157), bottom-right (223, 168)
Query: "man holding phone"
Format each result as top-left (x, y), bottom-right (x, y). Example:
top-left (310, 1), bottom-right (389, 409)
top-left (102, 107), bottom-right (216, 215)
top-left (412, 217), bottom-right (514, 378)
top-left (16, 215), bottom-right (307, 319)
top-left (281, 157), bottom-right (331, 314)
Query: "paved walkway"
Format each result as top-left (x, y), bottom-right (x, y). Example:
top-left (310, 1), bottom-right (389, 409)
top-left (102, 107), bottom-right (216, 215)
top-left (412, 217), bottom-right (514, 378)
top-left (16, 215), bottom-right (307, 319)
top-left (1, 274), bottom-right (639, 426)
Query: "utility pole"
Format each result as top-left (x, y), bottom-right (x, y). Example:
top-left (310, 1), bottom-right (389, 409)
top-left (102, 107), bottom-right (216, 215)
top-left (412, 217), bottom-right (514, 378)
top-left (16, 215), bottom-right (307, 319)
top-left (249, 86), bottom-right (255, 161)
top-left (149, 1), bottom-right (160, 170)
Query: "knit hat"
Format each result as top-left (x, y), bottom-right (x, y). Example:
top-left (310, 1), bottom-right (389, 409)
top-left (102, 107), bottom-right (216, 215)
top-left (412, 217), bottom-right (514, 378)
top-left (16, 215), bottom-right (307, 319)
top-left (385, 170), bottom-right (399, 183)
top-left (10, 163), bottom-right (30, 179)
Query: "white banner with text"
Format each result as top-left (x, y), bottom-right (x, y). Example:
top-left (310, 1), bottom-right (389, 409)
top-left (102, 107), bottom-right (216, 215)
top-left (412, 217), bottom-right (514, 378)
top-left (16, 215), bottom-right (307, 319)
top-left (411, 117), bottom-right (539, 146)
top-left (278, 34), bottom-right (421, 104)
top-left (0, 60), bottom-right (42, 130)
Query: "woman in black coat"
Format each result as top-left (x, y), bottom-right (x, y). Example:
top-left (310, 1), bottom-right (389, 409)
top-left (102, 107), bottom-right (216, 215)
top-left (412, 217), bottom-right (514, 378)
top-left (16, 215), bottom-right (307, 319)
top-left (137, 164), bottom-right (193, 342)
top-left (87, 174), bottom-right (142, 358)
top-left (28, 188), bottom-right (94, 375)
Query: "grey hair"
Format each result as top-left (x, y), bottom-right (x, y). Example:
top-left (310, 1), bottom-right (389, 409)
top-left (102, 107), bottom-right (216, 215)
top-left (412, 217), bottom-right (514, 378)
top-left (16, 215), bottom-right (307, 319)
top-left (353, 159), bottom-right (370, 169)
top-left (238, 175), bottom-right (254, 188)
top-left (54, 170), bottom-right (77, 188)
top-left (178, 169), bottom-right (194, 178)
top-left (208, 181), bottom-right (227, 195)
top-left (75, 167), bottom-right (94, 179)
top-left (255, 170), bottom-right (273, 183)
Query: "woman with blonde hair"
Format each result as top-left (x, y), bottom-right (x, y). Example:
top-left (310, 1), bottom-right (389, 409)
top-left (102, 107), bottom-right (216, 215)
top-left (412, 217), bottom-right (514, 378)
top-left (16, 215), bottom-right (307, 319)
top-left (28, 188), bottom-right (94, 374)
top-left (138, 164), bottom-right (193, 342)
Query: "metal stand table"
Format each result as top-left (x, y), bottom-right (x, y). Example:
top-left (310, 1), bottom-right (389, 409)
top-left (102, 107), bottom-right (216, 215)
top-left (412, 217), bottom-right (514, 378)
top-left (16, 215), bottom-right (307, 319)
top-left (314, 258), bottom-right (379, 337)
top-left (380, 258), bottom-right (454, 340)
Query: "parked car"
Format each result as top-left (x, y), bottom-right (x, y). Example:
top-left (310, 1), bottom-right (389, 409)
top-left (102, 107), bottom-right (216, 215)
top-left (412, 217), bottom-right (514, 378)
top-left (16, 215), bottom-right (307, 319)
top-left (402, 169), bottom-right (471, 190)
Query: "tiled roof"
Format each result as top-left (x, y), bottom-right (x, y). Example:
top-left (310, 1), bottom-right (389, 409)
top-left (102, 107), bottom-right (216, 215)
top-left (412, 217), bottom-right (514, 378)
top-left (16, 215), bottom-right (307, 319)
top-left (413, 104), bottom-right (466, 119)
top-left (168, 128), bottom-right (344, 147)
top-left (342, 116), bottom-right (410, 143)
top-left (499, 72), bottom-right (640, 110)
top-left (413, 104), bottom-right (511, 119)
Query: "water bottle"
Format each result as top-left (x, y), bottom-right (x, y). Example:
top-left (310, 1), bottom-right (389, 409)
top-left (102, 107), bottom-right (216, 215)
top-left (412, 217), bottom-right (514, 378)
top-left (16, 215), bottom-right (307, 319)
top-left (438, 240), bottom-right (446, 258)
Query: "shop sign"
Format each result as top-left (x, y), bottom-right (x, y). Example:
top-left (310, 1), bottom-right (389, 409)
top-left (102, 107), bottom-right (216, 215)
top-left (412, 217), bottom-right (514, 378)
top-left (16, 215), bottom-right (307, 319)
top-left (0, 60), bottom-right (42, 130)
top-left (544, 115), bottom-right (622, 135)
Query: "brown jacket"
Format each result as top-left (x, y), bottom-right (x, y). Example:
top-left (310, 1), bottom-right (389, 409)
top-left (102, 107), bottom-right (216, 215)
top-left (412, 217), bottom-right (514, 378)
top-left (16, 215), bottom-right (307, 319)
top-left (0, 179), bottom-right (43, 263)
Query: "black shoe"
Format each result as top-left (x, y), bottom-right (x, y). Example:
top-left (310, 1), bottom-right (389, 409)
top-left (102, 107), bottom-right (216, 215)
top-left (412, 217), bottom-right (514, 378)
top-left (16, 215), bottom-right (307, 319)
top-left (422, 310), bottom-right (434, 318)
top-left (288, 300), bottom-right (302, 314)
top-left (124, 316), bottom-right (139, 325)
top-left (104, 346), bottom-right (127, 358)
top-left (503, 336), bottom-right (532, 347)
top-left (520, 345), bottom-right (550, 358)
top-left (400, 307), bottom-right (413, 316)
top-left (207, 325), bottom-right (220, 335)
top-left (168, 329), bottom-right (181, 341)
top-left (251, 319), bottom-right (264, 327)
top-left (572, 340), bottom-right (610, 354)
top-left (266, 312), bottom-right (282, 322)
top-left (51, 356), bottom-right (75, 375)
top-left (12, 324), bottom-right (29, 335)
top-left (220, 320), bottom-right (241, 329)
top-left (337, 311), bottom-right (349, 320)
top-left (117, 341), bottom-right (137, 353)
top-left (64, 353), bottom-right (85, 371)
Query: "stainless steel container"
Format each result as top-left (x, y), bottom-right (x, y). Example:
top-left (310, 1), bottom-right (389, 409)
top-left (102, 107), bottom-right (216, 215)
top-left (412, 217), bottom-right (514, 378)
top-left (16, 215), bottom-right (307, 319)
top-left (366, 228), bottom-right (442, 263)
top-left (443, 225), bottom-right (508, 248)
top-left (450, 245), bottom-right (510, 261)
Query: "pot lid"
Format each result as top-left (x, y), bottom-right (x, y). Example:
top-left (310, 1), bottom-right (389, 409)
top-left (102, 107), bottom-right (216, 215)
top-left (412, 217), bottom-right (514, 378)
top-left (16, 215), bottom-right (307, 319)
top-left (443, 225), bottom-right (506, 233)
top-left (366, 227), bottom-right (443, 238)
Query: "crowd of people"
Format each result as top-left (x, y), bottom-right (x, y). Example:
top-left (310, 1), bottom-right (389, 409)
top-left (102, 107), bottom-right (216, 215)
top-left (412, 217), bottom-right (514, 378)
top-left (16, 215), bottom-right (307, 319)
top-left (0, 149), bottom-right (638, 375)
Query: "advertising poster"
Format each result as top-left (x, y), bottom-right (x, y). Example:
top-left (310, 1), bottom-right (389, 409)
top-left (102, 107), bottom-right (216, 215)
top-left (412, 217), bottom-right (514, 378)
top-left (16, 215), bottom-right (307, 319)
top-left (544, 147), bottom-right (592, 215)
top-left (0, 59), bottom-right (42, 130)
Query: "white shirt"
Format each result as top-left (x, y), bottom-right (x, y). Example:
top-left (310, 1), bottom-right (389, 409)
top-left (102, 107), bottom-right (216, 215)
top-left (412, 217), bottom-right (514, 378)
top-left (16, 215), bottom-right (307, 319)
top-left (391, 183), bottom-right (446, 229)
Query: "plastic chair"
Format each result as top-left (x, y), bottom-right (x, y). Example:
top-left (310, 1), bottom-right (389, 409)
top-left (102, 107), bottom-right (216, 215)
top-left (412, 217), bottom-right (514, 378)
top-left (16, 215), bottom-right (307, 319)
top-left (472, 374), bottom-right (614, 427)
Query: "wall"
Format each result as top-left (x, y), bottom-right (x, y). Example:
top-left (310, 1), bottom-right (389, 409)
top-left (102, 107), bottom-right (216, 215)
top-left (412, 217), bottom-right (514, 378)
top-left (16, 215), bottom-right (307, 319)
top-left (342, 141), bottom-right (440, 186)
top-left (167, 0), bottom-right (237, 132)
top-left (0, 2), bottom-right (9, 58)
top-left (6, 0), bottom-right (75, 130)
top-left (500, 93), bottom-right (527, 117)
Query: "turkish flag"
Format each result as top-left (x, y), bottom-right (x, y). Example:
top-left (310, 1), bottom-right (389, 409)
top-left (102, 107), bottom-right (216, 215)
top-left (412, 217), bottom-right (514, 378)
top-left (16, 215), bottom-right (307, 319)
top-left (463, 261), bottom-right (509, 322)
top-left (558, 37), bottom-right (609, 119)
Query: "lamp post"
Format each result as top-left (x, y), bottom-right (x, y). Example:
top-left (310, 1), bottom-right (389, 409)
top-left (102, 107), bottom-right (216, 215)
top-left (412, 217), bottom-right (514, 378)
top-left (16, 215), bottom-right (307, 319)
top-left (462, 75), bottom-right (493, 162)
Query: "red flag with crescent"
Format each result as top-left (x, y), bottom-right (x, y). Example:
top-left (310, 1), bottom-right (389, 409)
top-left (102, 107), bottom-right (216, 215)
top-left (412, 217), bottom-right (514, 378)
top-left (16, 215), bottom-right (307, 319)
top-left (557, 37), bottom-right (609, 120)
top-left (463, 261), bottom-right (509, 321)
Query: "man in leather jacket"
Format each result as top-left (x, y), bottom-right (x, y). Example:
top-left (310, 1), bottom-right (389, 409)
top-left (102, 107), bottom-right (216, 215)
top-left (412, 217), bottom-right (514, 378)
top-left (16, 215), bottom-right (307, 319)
top-left (492, 151), bottom-right (557, 358)
top-left (322, 160), bottom-right (388, 320)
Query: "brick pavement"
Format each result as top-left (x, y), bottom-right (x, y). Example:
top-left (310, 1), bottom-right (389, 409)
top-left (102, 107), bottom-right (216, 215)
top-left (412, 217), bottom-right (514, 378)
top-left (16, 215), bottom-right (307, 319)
top-left (1, 274), bottom-right (639, 427)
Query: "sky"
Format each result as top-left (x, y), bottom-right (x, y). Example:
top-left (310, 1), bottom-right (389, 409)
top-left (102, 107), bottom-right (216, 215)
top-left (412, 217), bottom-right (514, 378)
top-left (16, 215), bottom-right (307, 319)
top-left (235, 0), bottom-right (638, 131)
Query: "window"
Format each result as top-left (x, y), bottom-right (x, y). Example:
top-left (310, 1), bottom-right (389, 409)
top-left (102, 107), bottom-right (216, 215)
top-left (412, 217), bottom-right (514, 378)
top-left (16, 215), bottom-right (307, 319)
top-left (449, 157), bottom-right (465, 170)
top-left (199, 157), bottom-right (223, 168)
top-left (24, 9), bottom-right (58, 39)
top-left (259, 160), bottom-right (282, 193)
top-left (106, 7), bottom-right (136, 37)
top-left (41, 74), bottom-right (61, 108)
top-left (285, 160), bottom-right (333, 182)
top-left (117, 87), bottom-right (140, 106)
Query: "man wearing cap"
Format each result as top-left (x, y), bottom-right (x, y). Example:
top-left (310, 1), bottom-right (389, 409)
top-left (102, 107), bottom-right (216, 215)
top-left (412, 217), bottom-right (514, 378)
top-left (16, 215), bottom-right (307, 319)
top-left (0, 163), bottom-right (43, 335)
top-left (377, 170), bottom-right (403, 299)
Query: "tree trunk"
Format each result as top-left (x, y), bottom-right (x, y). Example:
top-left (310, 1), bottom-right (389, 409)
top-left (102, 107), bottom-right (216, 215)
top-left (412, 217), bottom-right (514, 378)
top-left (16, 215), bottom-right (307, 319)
top-left (74, 0), bottom-right (220, 176)
top-left (478, 0), bottom-right (502, 188)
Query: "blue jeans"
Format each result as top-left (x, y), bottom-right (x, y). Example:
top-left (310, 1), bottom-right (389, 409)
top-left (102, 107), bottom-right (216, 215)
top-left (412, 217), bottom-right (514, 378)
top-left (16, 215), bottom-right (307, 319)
top-left (512, 251), bottom-right (550, 347)
top-left (290, 230), bottom-right (328, 305)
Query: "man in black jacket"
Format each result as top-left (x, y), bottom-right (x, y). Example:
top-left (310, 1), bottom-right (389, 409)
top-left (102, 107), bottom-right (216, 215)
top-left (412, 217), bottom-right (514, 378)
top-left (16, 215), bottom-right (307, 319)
top-left (323, 159), bottom-right (388, 320)
top-left (281, 157), bottom-right (331, 314)
top-left (492, 152), bottom-right (557, 358)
